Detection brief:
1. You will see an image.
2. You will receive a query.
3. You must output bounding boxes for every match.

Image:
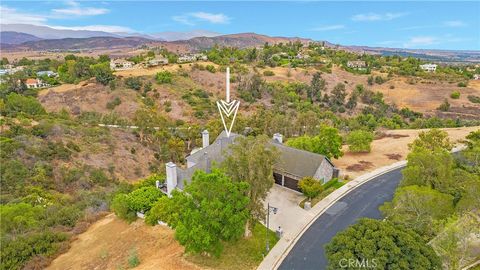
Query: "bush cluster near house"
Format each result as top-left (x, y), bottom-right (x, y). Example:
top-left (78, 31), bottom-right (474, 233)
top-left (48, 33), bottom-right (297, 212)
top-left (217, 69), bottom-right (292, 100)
top-left (155, 71), bottom-right (173, 84)
top-left (298, 177), bottom-right (323, 199)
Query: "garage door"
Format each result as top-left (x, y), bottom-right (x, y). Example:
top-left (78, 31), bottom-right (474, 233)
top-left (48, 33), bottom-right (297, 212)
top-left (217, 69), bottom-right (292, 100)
top-left (273, 173), bottom-right (283, 185)
top-left (284, 176), bottom-right (301, 192)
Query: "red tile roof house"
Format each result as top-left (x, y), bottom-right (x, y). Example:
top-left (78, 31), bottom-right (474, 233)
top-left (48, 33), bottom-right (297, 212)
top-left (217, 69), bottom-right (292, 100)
top-left (25, 78), bottom-right (48, 89)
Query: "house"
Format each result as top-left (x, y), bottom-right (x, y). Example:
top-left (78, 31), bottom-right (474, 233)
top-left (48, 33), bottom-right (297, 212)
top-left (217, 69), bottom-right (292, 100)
top-left (420, 63), bottom-right (437, 72)
top-left (296, 53), bottom-right (310, 60)
top-left (347, 61), bottom-right (367, 69)
top-left (163, 130), bottom-right (339, 196)
top-left (147, 56), bottom-right (169, 67)
top-left (25, 78), bottom-right (48, 89)
top-left (193, 53), bottom-right (208, 61)
top-left (110, 59), bottom-right (134, 70)
top-left (473, 74), bottom-right (480, 80)
top-left (177, 55), bottom-right (197, 63)
top-left (36, 70), bottom-right (57, 77)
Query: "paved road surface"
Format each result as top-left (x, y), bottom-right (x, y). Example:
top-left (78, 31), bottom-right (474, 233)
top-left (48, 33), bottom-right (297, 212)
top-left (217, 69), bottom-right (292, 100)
top-left (279, 167), bottom-right (403, 270)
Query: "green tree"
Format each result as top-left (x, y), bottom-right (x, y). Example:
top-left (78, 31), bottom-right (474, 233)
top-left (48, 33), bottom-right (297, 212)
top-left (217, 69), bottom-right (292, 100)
top-left (3, 93), bottom-right (46, 117)
top-left (298, 177), bottom-right (323, 199)
top-left (308, 72), bottom-right (326, 102)
top-left (409, 129), bottom-right (452, 152)
top-left (150, 170), bottom-right (249, 256)
top-left (222, 135), bottom-right (278, 236)
top-left (286, 125), bottom-right (343, 159)
top-left (330, 83), bottom-right (347, 107)
top-left (111, 193), bottom-right (136, 222)
top-left (381, 185), bottom-right (454, 239)
top-left (346, 130), bottom-right (374, 153)
top-left (325, 218), bottom-right (441, 270)
top-left (402, 129), bottom-right (455, 193)
top-left (90, 62), bottom-right (114, 85)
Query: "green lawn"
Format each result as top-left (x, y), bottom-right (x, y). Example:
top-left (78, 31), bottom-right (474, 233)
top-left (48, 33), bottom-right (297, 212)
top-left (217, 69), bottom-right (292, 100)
top-left (186, 222), bottom-right (279, 270)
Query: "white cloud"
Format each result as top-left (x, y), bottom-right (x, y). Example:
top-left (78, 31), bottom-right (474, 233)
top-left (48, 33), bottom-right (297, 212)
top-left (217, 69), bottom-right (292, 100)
top-left (443, 20), bottom-right (467, 27)
top-left (0, 5), bottom-right (48, 24)
top-left (310, 24), bottom-right (345, 31)
top-left (173, 12), bottom-right (230, 25)
top-left (190, 12), bottom-right (229, 24)
top-left (403, 36), bottom-right (438, 47)
top-left (52, 1), bottom-right (109, 16)
top-left (50, 25), bottom-right (133, 33)
top-left (352, 12), bottom-right (407, 22)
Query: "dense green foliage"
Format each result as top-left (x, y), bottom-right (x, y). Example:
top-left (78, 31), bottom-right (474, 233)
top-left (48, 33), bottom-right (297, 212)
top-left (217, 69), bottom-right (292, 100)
top-left (286, 125), bottom-right (343, 159)
top-left (155, 71), bottom-right (173, 84)
top-left (148, 170), bottom-right (250, 256)
top-left (325, 218), bottom-right (441, 270)
top-left (381, 129), bottom-right (480, 267)
top-left (222, 135), bottom-right (278, 225)
top-left (298, 177), bottom-right (323, 199)
top-left (346, 130), bottom-right (374, 153)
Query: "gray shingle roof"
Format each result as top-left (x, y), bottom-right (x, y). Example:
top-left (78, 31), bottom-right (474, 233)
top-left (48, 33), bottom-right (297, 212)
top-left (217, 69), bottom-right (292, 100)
top-left (178, 131), bottom-right (333, 186)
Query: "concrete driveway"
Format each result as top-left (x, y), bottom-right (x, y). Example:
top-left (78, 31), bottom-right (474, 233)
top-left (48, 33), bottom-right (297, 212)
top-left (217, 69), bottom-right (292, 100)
top-left (263, 185), bottom-right (312, 239)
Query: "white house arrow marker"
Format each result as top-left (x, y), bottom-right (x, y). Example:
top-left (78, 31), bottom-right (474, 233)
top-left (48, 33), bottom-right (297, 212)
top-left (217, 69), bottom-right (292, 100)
top-left (217, 67), bottom-right (240, 137)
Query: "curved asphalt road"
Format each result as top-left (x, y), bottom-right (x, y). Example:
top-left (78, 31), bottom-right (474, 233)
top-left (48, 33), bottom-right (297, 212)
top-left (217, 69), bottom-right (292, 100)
top-left (279, 167), bottom-right (404, 270)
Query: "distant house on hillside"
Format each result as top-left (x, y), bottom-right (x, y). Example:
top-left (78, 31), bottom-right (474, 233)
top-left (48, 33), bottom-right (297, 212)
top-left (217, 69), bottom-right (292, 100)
top-left (473, 74), bottom-right (480, 80)
top-left (147, 56), bottom-right (169, 67)
top-left (25, 78), bottom-right (48, 89)
top-left (36, 70), bottom-right (57, 77)
top-left (162, 130), bottom-right (339, 196)
top-left (110, 59), bottom-right (134, 70)
top-left (177, 53), bottom-right (208, 63)
top-left (420, 63), bottom-right (437, 72)
top-left (347, 60), bottom-right (367, 69)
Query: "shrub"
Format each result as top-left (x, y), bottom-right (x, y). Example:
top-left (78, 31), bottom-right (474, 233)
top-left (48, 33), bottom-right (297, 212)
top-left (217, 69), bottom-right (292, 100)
top-left (128, 248), bottom-right (140, 268)
top-left (467, 95), bottom-right (480, 103)
top-left (346, 130), bottom-right (374, 153)
top-left (205, 65), bottom-right (216, 73)
top-left (111, 194), bottom-right (136, 222)
top-left (106, 97), bottom-right (121, 110)
top-left (155, 71), bottom-right (173, 84)
top-left (450, 91), bottom-right (460, 99)
top-left (374, 76), bottom-right (385, 84)
top-left (457, 82), bottom-right (467, 87)
top-left (263, 70), bottom-right (275, 76)
top-left (298, 177), bottom-right (323, 199)
top-left (437, 99), bottom-right (450, 111)
top-left (126, 186), bottom-right (163, 213)
top-left (4, 93), bottom-right (46, 117)
top-left (124, 77), bottom-right (142, 90)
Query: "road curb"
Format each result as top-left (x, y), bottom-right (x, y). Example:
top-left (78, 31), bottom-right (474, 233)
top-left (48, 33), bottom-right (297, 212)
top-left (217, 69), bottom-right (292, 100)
top-left (257, 160), bottom-right (407, 270)
top-left (258, 145), bottom-right (466, 270)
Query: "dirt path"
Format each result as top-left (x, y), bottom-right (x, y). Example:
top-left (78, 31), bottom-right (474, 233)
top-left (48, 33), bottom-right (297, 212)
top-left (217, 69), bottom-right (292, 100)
top-left (334, 126), bottom-right (480, 178)
top-left (48, 214), bottom-right (202, 270)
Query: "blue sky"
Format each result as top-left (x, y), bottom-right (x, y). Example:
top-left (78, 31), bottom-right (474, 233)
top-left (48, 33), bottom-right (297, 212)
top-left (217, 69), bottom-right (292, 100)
top-left (1, 1), bottom-right (479, 50)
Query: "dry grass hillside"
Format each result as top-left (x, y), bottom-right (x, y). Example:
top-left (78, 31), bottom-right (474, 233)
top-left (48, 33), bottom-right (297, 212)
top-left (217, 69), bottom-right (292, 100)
top-left (38, 64), bottom-right (480, 123)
